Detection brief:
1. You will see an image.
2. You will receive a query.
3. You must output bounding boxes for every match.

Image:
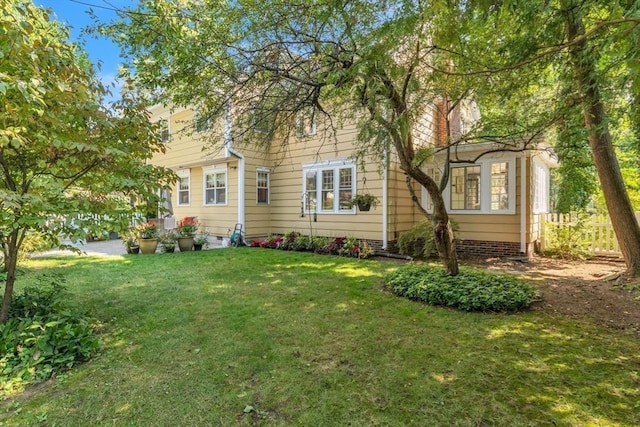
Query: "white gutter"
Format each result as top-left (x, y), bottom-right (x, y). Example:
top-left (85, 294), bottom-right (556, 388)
top-left (223, 105), bottom-right (245, 228)
top-left (520, 156), bottom-right (527, 254)
top-left (382, 141), bottom-right (389, 250)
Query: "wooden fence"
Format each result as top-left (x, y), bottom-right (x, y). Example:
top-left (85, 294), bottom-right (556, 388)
top-left (538, 212), bottom-right (640, 256)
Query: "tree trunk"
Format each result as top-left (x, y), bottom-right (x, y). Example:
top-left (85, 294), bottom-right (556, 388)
top-left (405, 167), bottom-right (459, 275)
top-left (564, 5), bottom-right (640, 276)
top-left (0, 232), bottom-right (19, 323)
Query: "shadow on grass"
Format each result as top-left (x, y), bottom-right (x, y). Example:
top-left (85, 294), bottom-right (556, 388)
top-left (2, 248), bottom-right (638, 426)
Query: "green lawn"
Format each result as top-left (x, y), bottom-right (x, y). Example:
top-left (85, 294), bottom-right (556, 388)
top-left (1, 248), bottom-right (639, 426)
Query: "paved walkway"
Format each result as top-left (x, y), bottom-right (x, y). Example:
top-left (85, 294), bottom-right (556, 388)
top-left (33, 238), bottom-right (225, 258)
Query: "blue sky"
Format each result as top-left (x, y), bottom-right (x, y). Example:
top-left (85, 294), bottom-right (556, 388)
top-left (34, 0), bottom-right (130, 103)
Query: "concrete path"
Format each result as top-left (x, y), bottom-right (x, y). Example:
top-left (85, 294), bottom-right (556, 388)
top-left (33, 238), bottom-right (225, 258)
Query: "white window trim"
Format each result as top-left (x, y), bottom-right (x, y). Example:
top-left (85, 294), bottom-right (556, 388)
top-left (158, 117), bottom-right (170, 143)
top-left (302, 159), bottom-right (356, 214)
top-left (421, 154), bottom-right (517, 215)
top-left (194, 108), bottom-right (210, 133)
top-left (202, 166), bottom-right (228, 206)
top-left (296, 108), bottom-right (317, 137)
top-left (256, 167), bottom-right (270, 205)
top-left (176, 169), bottom-right (190, 207)
top-left (532, 158), bottom-right (550, 214)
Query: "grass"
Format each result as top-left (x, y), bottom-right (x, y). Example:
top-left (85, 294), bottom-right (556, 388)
top-left (1, 248), bottom-right (639, 426)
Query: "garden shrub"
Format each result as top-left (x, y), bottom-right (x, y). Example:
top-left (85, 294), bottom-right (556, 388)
top-left (385, 264), bottom-right (537, 312)
top-left (252, 234), bottom-right (374, 258)
top-left (542, 213), bottom-right (591, 259)
top-left (0, 275), bottom-right (100, 397)
top-left (397, 220), bottom-right (437, 259)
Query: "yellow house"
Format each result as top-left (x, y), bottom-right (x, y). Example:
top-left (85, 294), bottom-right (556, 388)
top-left (149, 104), bottom-right (556, 257)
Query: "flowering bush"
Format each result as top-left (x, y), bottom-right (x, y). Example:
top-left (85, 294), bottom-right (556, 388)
top-left (177, 216), bottom-right (199, 237)
top-left (250, 234), bottom-right (374, 259)
top-left (135, 222), bottom-right (158, 239)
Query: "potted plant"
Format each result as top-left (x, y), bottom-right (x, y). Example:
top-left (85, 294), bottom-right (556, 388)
top-left (159, 230), bottom-right (177, 253)
top-left (135, 221), bottom-right (159, 254)
top-left (193, 232), bottom-right (210, 251)
top-left (176, 216), bottom-right (199, 251)
top-left (122, 233), bottom-right (139, 254)
top-left (350, 193), bottom-right (379, 212)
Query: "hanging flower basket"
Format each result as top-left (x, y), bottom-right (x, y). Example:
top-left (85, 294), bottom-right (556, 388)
top-left (350, 193), bottom-right (379, 212)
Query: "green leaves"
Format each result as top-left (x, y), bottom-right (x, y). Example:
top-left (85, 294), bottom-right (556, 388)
top-left (385, 264), bottom-right (538, 312)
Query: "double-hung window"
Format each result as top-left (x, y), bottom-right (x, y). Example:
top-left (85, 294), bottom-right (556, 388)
top-left (490, 162), bottom-right (509, 211)
top-left (423, 168), bottom-right (442, 213)
top-left (303, 160), bottom-right (355, 213)
top-left (177, 169), bottom-right (190, 206)
top-left (256, 168), bottom-right (270, 204)
top-left (194, 108), bottom-right (210, 133)
top-left (296, 107), bottom-right (317, 137)
top-left (159, 119), bottom-right (170, 143)
top-left (203, 167), bottom-right (227, 205)
top-left (451, 165), bottom-right (481, 210)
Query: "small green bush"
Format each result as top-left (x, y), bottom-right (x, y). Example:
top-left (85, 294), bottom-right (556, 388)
top-left (0, 276), bottom-right (100, 397)
top-left (385, 264), bottom-right (537, 312)
top-left (542, 214), bottom-right (591, 259)
top-left (397, 220), bottom-right (437, 259)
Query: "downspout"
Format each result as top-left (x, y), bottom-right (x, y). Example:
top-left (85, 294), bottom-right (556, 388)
top-left (223, 104), bottom-right (245, 228)
top-left (520, 156), bottom-right (527, 254)
top-left (382, 139), bottom-right (389, 250)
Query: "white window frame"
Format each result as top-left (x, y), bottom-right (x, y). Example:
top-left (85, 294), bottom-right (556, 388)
top-left (203, 166), bottom-right (228, 206)
top-left (423, 167), bottom-right (443, 214)
top-left (421, 155), bottom-right (516, 214)
top-left (193, 108), bottom-right (210, 133)
top-left (176, 169), bottom-right (190, 206)
top-left (302, 159), bottom-right (356, 214)
top-left (296, 107), bottom-right (317, 137)
top-left (256, 167), bottom-right (270, 205)
top-left (450, 164), bottom-right (481, 211)
top-left (159, 118), bottom-right (170, 143)
top-left (532, 158), bottom-right (550, 214)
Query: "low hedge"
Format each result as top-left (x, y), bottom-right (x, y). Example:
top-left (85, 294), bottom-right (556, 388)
top-left (385, 264), bottom-right (537, 312)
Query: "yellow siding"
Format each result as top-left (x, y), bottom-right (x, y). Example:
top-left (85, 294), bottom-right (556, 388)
top-left (148, 105), bottom-right (535, 250)
top-left (447, 154), bottom-right (523, 243)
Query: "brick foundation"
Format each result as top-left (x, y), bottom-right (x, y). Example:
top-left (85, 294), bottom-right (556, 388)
top-left (371, 239), bottom-right (521, 258)
top-left (455, 239), bottom-right (522, 258)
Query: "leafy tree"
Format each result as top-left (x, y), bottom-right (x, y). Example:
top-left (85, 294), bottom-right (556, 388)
top-left (103, 0), bottom-right (555, 276)
top-left (447, 0), bottom-right (640, 274)
top-left (104, 0), bottom-right (640, 274)
top-left (0, 0), bottom-right (175, 322)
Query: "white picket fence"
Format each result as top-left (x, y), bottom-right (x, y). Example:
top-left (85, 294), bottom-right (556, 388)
top-left (538, 212), bottom-right (640, 256)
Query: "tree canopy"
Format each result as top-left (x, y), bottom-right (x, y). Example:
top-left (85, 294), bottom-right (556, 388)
top-left (103, 0), bottom-right (640, 274)
top-left (0, 0), bottom-right (175, 322)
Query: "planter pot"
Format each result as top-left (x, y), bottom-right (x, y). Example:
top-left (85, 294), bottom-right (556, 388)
top-left (162, 245), bottom-right (176, 253)
top-left (193, 243), bottom-right (203, 251)
top-left (357, 202), bottom-right (371, 212)
top-left (139, 238), bottom-right (159, 254)
top-left (178, 236), bottom-right (194, 252)
top-left (126, 246), bottom-right (140, 254)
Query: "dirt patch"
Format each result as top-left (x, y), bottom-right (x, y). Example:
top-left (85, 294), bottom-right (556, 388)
top-left (473, 256), bottom-right (640, 335)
